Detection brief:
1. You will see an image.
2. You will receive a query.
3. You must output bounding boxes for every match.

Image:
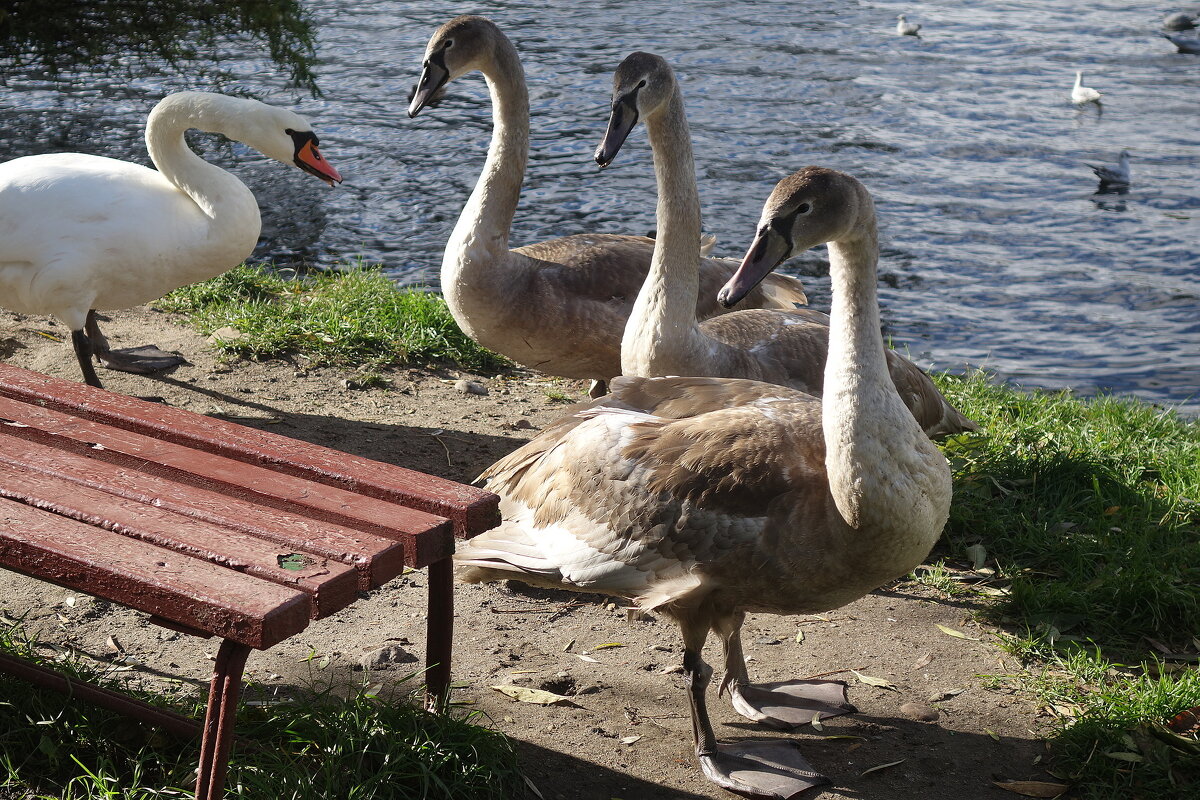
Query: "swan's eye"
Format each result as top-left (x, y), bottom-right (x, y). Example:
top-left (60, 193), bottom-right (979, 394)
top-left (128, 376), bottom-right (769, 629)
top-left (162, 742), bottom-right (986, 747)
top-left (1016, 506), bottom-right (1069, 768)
top-left (285, 128), bottom-right (295, 135)
top-left (796, 203), bottom-right (812, 215)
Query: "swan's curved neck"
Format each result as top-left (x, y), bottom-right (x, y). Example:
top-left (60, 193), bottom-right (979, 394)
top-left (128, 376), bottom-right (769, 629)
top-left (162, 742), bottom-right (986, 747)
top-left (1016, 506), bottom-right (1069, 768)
top-left (622, 85), bottom-right (707, 375)
top-left (823, 207), bottom-right (936, 529)
top-left (446, 39), bottom-right (529, 272)
top-left (144, 97), bottom-right (259, 230)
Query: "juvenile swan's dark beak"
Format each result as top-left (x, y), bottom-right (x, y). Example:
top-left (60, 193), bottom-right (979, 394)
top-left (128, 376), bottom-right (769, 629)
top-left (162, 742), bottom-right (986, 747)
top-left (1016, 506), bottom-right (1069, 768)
top-left (718, 228), bottom-right (791, 308)
top-left (594, 91), bottom-right (640, 168)
top-left (408, 59), bottom-right (450, 118)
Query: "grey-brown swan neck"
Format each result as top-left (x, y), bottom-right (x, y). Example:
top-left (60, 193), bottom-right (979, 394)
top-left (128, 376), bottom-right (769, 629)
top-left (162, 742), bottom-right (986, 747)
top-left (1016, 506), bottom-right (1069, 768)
top-left (822, 209), bottom-right (942, 531)
top-left (446, 37), bottom-right (529, 264)
top-left (622, 85), bottom-right (708, 375)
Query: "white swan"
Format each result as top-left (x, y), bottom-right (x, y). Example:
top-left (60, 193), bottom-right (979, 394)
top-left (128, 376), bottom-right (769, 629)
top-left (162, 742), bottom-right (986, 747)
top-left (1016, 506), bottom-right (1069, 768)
top-left (406, 16), bottom-right (807, 396)
top-left (1087, 150), bottom-right (1132, 191)
top-left (594, 52), bottom-right (975, 439)
top-left (896, 14), bottom-right (922, 36)
top-left (456, 165), bottom-right (953, 798)
top-left (1071, 71), bottom-right (1102, 104)
top-left (0, 91), bottom-right (341, 388)
top-left (1162, 31), bottom-right (1200, 53)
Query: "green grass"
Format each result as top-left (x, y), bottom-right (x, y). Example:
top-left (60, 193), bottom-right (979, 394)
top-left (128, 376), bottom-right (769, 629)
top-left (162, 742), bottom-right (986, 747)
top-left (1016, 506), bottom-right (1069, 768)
top-left (0, 623), bottom-right (523, 800)
top-left (154, 263), bottom-right (510, 373)
top-left (930, 372), bottom-right (1200, 798)
top-left (932, 372), bottom-right (1200, 650)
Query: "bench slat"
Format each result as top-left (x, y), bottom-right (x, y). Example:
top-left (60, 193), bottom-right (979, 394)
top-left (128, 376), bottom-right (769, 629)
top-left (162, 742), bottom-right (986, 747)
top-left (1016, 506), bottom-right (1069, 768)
top-left (0, 497), bottom-right (309, 649)
top-left (0, 398), bottom-right (453, 568)
top-left (0, 430), bottom-right (411, 591)
top-left (0, 364), bottom-right (499, 537)
top-left (0, 458), bottom-right (359, 618)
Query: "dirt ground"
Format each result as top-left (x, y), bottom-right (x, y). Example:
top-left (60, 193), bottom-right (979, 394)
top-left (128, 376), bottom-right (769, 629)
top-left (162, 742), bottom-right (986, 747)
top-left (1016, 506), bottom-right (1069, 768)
top-left (0, 307), bottom-right (1057, 800)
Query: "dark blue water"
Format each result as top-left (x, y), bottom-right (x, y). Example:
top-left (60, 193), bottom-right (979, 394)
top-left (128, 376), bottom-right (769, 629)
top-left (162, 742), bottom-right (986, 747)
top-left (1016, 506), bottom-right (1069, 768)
top-left (2, 1), bottom-right (1198, 413)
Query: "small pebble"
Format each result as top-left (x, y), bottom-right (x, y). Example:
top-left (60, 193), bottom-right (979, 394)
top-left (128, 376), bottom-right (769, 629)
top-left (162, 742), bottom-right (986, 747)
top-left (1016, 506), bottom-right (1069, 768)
top-left (900, 701), bottom-right (940, 722)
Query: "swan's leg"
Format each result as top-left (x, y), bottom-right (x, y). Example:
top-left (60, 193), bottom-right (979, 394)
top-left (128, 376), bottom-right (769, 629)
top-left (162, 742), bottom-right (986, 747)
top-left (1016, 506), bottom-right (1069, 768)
top-left (588, 379), bottom-right (608, 398)
top-left (716, 612), bottom-right (856, 730)
top-left (71, 328), bottom-right (104, 388)
top-left (680, 613), bottom-right (829, 799)
top-left (86, 310), bottom-right (187, 375)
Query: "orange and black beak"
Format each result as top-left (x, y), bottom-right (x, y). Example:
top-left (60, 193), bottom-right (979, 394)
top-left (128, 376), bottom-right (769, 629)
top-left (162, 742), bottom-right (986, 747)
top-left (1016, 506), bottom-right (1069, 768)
top-left (290, 131), bottom-right (342, 186)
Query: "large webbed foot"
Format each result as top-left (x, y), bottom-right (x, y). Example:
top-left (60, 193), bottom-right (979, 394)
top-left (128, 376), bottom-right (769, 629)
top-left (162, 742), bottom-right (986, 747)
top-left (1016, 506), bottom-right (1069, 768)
top-left (98, 345), bottom-right (188, 374)
top-left (699, 740), bottom-right (829, 798)
top-left (730, 680), bottom-right (856, 730)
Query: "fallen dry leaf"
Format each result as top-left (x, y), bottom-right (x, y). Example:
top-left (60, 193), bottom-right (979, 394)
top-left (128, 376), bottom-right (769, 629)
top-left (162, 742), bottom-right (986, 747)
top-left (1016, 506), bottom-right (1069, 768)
top-left (936, 623), bottom-right (980, 641)
top-left (991, 779), bottom-right (1069, 798)
top-left (491, 685), bottom-right (582, 707)
top-left (965, 543), bottom-right (987, 569)
top-left (912, 652), bottom-right (933, 670)
top-left (860, 759), bottom-right (904, 776)
top-left (575, 654), bottom-right (601, 663)
top-left (593, 642), bottom-right (625, 650)
top-left (850, 669), bottom-right (898, 691)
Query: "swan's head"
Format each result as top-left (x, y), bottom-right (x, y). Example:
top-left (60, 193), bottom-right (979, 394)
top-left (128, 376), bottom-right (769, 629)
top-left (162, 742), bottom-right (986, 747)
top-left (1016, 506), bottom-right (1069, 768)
top-left (154, 93), bottom-right (342, 186)
top-left (719, 167), bottom-right (871, 308)
top-left (594, 51), bottom-right (676, 168)
top-left (408, 15), bottom-right (504, 118)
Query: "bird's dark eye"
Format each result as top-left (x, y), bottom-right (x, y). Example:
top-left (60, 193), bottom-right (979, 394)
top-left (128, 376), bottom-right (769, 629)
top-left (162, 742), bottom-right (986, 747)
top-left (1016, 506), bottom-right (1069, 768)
top-left (797, 203), bottom-right (811, 214)
top-left (637, 80), bottom-right (647, 88)
top-left (285, 128), bottom-right (295, 135)
top-left (443, 39), bottom-right (454, 49)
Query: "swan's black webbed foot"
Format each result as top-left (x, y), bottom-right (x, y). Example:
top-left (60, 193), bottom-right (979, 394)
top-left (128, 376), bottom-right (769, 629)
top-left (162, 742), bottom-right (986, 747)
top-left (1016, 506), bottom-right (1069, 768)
top-left (698, 740), bottom-right (829, 798)
top-left (730, 680), bottom-right (856, 729)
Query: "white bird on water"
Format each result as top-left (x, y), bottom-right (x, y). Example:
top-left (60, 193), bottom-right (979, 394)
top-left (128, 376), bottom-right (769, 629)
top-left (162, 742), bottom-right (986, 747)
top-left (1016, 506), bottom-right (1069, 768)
top-left (1162, 31), bottom-right (1200, 53)
top-left (896, 14), bottom-right (921, 36)
top-left (1070, 71), bottom-right (1102, 105)
top-left (1087, 150), bottom-right (1132, 191)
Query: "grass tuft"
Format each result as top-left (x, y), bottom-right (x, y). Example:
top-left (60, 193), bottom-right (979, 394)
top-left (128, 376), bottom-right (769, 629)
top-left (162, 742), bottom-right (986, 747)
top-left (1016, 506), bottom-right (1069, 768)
top-left (155, 263), bottom-right (510, 373)
top-left (0, 623), bottom-right (523, 799)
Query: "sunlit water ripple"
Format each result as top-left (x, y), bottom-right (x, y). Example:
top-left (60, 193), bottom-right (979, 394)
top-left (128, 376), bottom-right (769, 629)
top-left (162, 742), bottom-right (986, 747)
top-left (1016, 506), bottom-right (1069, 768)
top-left (1, 1), bottom-right (1197, 413)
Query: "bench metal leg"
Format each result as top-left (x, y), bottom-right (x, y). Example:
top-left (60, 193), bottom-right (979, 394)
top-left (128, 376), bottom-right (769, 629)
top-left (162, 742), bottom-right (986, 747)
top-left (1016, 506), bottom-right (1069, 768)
top-left (425, 556), bottom-right (453, 710)
top-left (194, 639), bottom-right (251, 800)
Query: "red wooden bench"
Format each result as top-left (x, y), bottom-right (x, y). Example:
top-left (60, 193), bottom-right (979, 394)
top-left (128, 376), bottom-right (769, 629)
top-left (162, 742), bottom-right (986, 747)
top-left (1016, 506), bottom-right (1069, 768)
top-left (0, 362), bottom-right (499, 799)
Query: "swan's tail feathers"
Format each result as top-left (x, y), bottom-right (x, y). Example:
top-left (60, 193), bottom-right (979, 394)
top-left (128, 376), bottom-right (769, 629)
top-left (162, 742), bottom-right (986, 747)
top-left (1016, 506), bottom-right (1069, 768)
top-left (454, 525), bottom-right (568, 588)
top-left (758, 272), bottom-right (809, 309)
top-left (699, 232), bottom-right (718, 257)
top-left (635, 572), bottom-right (705, 613)
top-left (927, 402), bottom-right (979, 440)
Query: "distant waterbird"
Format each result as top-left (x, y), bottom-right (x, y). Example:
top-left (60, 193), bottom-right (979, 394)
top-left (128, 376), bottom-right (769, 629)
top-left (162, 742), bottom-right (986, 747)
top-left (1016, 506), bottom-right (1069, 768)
top-left (1161, 31), bottom-right (1200, 53)
top-left (1087, 150), bottom-right (1132, 193)
top-left (1163, 12), bottom-right (1197, 31)
top-left (1070, 71), bottom-right (1102, 105)
top-left (896, 14), bottom-right (922, 36)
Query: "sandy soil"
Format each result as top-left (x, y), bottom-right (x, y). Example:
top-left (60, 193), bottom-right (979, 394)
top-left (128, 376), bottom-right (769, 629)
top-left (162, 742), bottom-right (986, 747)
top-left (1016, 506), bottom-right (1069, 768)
top-left (0, 307), bottom-right (1056, 800)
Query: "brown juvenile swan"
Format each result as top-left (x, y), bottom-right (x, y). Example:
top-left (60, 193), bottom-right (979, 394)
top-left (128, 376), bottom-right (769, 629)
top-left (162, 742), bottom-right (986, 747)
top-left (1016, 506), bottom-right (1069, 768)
top-left (595, 52), bottom-right (975, 439)
top-left (407, 16), bottom-right (807, 396)
top-left (456, 166), bottom-right (953, 798)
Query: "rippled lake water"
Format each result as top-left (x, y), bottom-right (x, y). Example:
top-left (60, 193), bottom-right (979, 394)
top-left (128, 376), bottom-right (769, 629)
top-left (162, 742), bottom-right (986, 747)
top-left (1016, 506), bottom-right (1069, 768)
top-left (2, 1), bottom-right (1197, 413)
